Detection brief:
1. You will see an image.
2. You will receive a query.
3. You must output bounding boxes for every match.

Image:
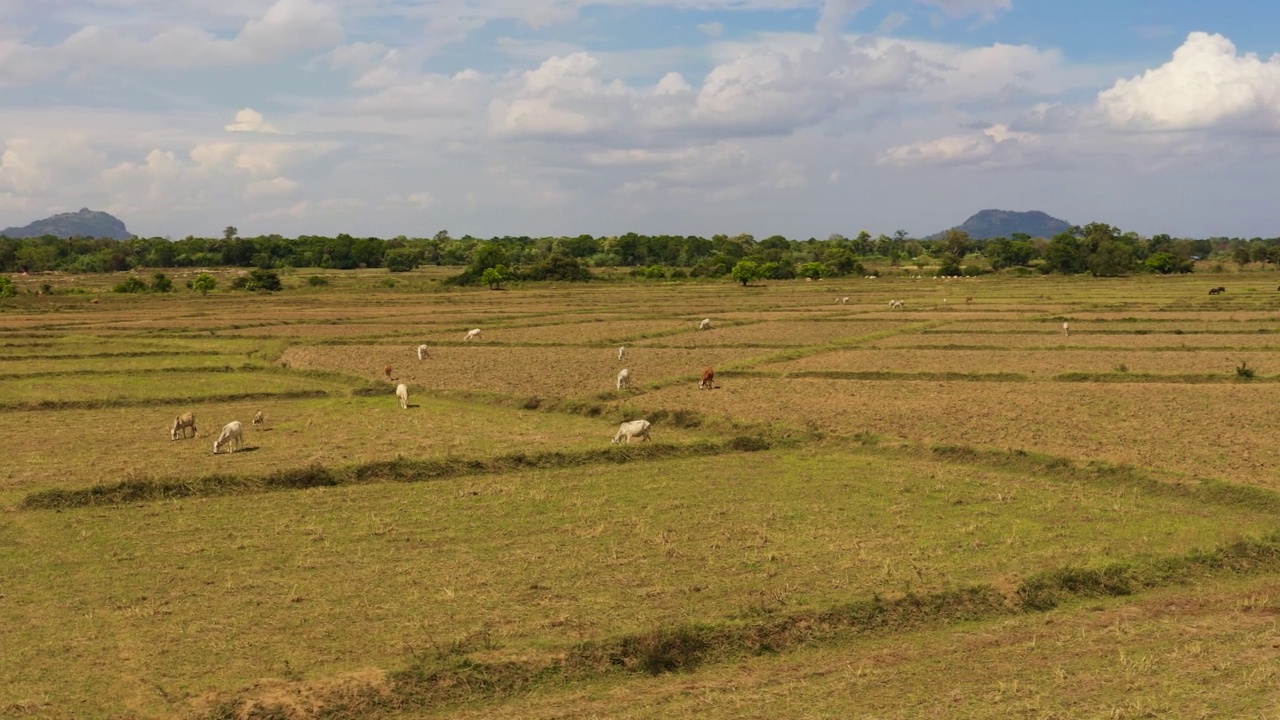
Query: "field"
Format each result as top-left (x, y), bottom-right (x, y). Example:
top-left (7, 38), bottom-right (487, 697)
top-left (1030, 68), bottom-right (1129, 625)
top-left (3, 268), bottom-right (1280, 719)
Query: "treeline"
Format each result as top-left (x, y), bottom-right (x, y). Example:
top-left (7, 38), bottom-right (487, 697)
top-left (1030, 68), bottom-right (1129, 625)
top-left (1, 225), bottom-right (1275, 279)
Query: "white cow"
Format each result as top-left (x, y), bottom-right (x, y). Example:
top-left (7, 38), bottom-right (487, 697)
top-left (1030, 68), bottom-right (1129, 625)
top-left (463, 328), bottom-right (481, 341)
top-left (698, 318), bottom-right (712, 331)
top-left (1062, 321), bottom-right (1070, 336)
top-left (618, 346), bottom-right (626, 361)
top-left (252, 410), bottom-right (264, 426)
top-left (213, 421), bottom-right (243, 454)
top-left (611, 419), bottom-right (652, 444)
top-left (396, 383), bottom-right (409, 409)
top-left (889, 299), bottom-right (904, 310)
top-left (616, 368), bottom-right (631, 390)
top-left (842, 297), bottom-right (849, 304)
top-left (170, 411), bottom-right (196, 440)
top-left (417, 343), bottom-right (430, 360)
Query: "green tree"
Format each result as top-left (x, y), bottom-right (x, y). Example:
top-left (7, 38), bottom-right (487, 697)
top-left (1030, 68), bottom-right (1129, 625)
top-left (731, 260), bottom-right (760, 286)
top-left (150, 272), bottom-right (173, 293)
top-left (384, 247), bottom-right (421, 273)
top-left (1041, 233), bottom-right (1087, 275)
top-left (481, 264), bottom-right (509, 289)
top-left (191, 272), bottom-right (217, 295)
top-left (1144, 252), bottom-right (1194, 274)
top-left (799, 262), bottom-right (827, 279)
top-left (223, 226), bottom-right (238, 241)
top-left (0, 276), bottom-right (15, 298)
top-left (1088, 241), bottom-right (1135, 277)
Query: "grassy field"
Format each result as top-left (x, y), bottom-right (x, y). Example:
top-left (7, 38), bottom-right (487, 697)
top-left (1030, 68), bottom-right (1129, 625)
top-left (3, 268), bottom-right (1280, 719)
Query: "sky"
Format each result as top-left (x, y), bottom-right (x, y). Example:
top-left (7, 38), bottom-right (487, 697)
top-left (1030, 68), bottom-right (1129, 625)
top-left (2, 1), bottom-right (1280, 240)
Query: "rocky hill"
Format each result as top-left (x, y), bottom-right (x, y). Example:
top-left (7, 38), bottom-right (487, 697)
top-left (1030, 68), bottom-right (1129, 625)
top-left (932, 209), bottom-right (1072, 241)
top-left (1, 208), bottom-right (132, 240)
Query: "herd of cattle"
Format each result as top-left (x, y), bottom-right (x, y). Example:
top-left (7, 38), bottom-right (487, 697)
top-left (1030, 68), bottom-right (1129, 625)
top-left (169, 317), bottom-right (728, 453)
top-left (168, 285), bottom-right (1233, 454)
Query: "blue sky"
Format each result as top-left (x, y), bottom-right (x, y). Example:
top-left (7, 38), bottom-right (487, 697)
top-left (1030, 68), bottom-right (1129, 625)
top-left (3, 0), bottom-right (1280, 239)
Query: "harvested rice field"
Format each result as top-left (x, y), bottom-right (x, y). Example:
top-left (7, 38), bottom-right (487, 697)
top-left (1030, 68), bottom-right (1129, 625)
top-left (4, 268), bottom-right (1280, 720)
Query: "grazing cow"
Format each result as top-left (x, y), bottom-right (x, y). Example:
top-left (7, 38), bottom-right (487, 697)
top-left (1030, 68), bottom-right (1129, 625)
top-left (698, 318), bottom-right (712, 331)
top-left (618, 346), bottom-right (626, 361)
top-left (1208, 286), bottom-right (1226, 295)
top-left (611, 419), bottom-right (652, 444)
top-left (396, 383), bottom-right (409, 409)
top-left (212, 421), bottom-right (243, 454)
top-left (384, 364), bottom-right (393, 380)
top-left (616, 368), bottom-right (631, 390)
top-left (889, 299), bottom-right (904, 310)
top-left (252, 410), bottom-right (264, 426)
top-left (170, 411), bottom-right (196, 440)
top-left (965, 297), bottom-right (973, 304)
top-left (417, 344), bottom-right (430, 360)
top-left (842, 296), bottom-right (849, 304)
top-left (464, 328), bottom-right (482, 341)
top-left (699, 366), bottom-right (715, 390)
top-left (1062, 321), bottom-right (1070, 336)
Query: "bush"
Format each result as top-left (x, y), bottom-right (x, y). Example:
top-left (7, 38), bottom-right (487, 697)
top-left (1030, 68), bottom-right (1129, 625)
top-left (1236, 360), bottom-right (1256, 379)
top-left (523, 254), bottom-right (593, 282)
top-left (150, 273), bottom-right (174, 293)
top-left (113, 276), bottom-right (149, 293)
top-left (231, 269), bottom-right (283, 292)
top-left (640, 265), bottom-right (666, 280)
top-left (0, 276), bottom-right (15, 298)
top-left (306, 275), bottom-right (330, 286)
top-left (190, 272), bottom-right (217, 295)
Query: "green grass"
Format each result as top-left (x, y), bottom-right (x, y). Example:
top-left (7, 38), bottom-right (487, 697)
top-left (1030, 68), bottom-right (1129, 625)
top-left (5, 447), bottom-right (1279, 717)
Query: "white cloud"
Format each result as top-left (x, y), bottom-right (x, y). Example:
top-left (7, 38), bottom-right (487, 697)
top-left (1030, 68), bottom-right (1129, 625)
top-left (698, 22), bottom-right (725, 37)
top-left (1098, 32), bottom-right (1280, 131)
top-left (878, 124), bottom-right (1038, 167)
top-left (0, 137), bottom-right (106, 195)
top-left (247, 176), bottom-right (299, 196)
top-left (225, 108), bottom-right (281, 134)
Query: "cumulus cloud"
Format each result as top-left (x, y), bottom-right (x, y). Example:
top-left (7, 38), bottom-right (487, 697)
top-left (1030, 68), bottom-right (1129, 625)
top-left (0, 0), bottom-right (343, 85)
top-left (878, 123), bottom-right (1038, 166)
top-left (225, 108), bottom-right (280, 133)
top-left (1098, 32), bottom-right (1280, 131)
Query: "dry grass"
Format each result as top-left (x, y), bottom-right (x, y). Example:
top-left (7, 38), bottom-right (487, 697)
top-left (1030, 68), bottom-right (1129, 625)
top-left (281, 345), bottom-right (756, 397)
top-left (771, 347), bottom-right (1280, 378)
top-left (6, 269), bottom-right (1280, 719)
top-left (634, 377), bottom-right (1280, 489)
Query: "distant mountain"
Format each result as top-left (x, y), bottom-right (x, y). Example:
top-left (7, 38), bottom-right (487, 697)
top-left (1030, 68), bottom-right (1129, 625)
top-left (1, 208), bottom-right (132, 240)
top-left (931, 209), bottom-right (1073, 241)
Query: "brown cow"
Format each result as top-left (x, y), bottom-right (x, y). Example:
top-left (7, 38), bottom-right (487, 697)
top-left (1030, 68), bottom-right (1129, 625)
top-left (699, 366), bottom-right (715, 390)
top-left (384, 364), bottom-right (393, 380)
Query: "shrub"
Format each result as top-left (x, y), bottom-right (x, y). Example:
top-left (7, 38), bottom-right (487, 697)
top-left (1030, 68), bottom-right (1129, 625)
top-left (150, 273), bottom-right (173, 293)
top-left (0, 276), bottom-right (15, 298)
top-left (113, 276), bottom-right (149, 293)
top-left (231, 269), bottom-right (283, 292)
top-left (190, 272), bottom-right (217, 295)
top-left (640, 265), bottom-right (666, 280)
top-left (306, 275), bottom-right (330, 286)
top-left (1236, 360), bottom-right (1256, 379)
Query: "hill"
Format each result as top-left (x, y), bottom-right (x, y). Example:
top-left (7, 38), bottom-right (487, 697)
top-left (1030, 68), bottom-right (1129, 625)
top-left (1, 208), bottom-right (132, 240)
top-left (932, 209), bottom-right (1072, 241)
